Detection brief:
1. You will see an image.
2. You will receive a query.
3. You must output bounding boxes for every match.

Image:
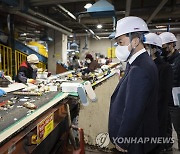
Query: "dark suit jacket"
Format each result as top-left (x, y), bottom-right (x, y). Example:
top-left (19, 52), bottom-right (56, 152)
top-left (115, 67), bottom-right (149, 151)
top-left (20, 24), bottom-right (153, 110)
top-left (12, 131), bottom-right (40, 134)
top-left (108, 52), bottom-right (159, 154)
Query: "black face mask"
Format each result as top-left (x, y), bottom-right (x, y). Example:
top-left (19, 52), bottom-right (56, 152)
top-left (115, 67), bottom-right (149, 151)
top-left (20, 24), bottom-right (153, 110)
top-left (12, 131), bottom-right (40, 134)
top-left (161, 47), bottom-right (169, 58)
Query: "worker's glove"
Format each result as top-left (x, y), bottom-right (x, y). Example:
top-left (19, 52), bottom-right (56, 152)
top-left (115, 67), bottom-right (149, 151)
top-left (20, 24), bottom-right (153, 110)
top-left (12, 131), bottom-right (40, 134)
top-left (27, 79), bottom-right (36, 84)
top-left (0, 89), bottom-right (6, 97)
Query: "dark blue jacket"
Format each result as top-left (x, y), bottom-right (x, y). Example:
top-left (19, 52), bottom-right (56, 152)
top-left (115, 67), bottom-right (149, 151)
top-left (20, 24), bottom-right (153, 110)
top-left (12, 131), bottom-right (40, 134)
top-left (108, 52), bottom-right (159, 154)
top-left (15, 61), bottom-right (37, 83)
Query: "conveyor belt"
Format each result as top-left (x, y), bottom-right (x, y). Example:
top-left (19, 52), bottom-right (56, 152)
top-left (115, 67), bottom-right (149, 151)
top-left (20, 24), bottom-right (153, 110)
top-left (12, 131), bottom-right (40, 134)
top-left (0, 91), bottom-right (60, 137)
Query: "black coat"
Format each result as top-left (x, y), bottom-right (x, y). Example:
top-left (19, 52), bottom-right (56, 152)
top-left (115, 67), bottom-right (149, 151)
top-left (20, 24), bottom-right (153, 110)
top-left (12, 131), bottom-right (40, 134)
top-left (167, 50), bottom-right (180, 87)
top-left (154, 56), bottom-right (173, 137)
top-left (15, 61), bottom-right (37, 83)
top-left (108, 52), bottom-right (159, 154)
top-left (167, 50), bottom-right (180, 107)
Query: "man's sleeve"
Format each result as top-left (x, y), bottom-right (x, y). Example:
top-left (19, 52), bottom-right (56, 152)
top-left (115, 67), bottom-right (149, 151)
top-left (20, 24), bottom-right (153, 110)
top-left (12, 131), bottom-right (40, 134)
top-left (32, 69), bottom-right (37, 79)
top-left (115, 66), bottom-right (153, 149)
top-left (18, 71), bottom-right (27, 83)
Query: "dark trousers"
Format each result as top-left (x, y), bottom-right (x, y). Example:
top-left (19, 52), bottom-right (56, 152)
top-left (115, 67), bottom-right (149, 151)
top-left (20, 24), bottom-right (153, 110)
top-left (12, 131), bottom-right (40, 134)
top-left (167, 106), bottom-right (180, 150)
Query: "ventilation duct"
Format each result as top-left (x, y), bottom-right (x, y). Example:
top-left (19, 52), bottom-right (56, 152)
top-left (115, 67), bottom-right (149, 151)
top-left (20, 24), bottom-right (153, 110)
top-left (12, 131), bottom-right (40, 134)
top-left (108, 32), bottom-right (115, 39)
top-left (114, 42), bottom-right (118, 47)
top-left (70, 33), bottom-right (79, 50)
top-left (87, 0), bottom-right (115, 17)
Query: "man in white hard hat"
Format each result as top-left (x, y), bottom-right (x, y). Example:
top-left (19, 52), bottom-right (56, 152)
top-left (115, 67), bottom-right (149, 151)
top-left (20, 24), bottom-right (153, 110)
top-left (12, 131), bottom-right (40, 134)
top-left (15, 54), bottom-right (39, 83)
top-left (159, 32), bottom-right (180, 151)
top-left (144, 33), bottom-right (173, 152)
top-left (108, 17), bottom-right (159, 154)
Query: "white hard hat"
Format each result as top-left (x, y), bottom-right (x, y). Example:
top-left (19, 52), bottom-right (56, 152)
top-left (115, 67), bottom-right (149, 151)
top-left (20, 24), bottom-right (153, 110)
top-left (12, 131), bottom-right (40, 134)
top-left (159, 32), bottom-right (177, 45)
top-left (144, 33), bottom-right (162, 48)
top-left (115, 16), bottom-right (149, 38)
top-left (27, 54), bottom-right (39, 63)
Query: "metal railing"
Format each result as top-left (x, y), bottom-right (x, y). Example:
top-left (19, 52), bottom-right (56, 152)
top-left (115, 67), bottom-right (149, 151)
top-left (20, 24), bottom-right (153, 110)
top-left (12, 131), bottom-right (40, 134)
top-left (0, 44), bottom-right (13, 77)
top-left (0, 43), bottom-right (47, 77)
top-left (15, 50), bottom-right (27, 75)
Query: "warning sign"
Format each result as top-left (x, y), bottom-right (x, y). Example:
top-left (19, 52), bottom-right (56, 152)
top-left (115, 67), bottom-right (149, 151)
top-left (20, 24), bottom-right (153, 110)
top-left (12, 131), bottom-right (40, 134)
top-left (37, 113), bottom-right (54, 141)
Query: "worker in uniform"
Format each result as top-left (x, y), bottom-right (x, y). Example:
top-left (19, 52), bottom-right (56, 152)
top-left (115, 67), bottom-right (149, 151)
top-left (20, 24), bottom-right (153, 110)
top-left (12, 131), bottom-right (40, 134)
top-left (144, 33), bottom-right (173, 152)
top-left (84, 53), bottom-right (100, 72)
top-left (108, 16), bottom-right (159, 154)
top-left (159, 32), bottom-right (180, 151)
top-left (15, 54), bottom-right (39, 84)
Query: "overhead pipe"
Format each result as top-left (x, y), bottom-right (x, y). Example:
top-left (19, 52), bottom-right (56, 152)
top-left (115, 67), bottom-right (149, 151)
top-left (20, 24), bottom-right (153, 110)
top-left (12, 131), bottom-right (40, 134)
top-left (76, 27), bottom-right (180, 37)
top-left (55, 5), bottom-right (100, 40)
top-left (125, 0), bottom-right (132, 16)
top-left (30, 0), bottom-right (91, 6)
top-left (112, 16), bottom-right (116, 31)
top-left (27, 9), bottom-right (72, 32)
top-left (150, 28), bottom-right (180, 33)
top-left (148, 22), bottom-right (180, 27)
top-left (57, 5), bottom-right (76, 20)
top-left (147, 0), bottom-right (168, 24)
top-left (11, 10), bottom-right (72, 35)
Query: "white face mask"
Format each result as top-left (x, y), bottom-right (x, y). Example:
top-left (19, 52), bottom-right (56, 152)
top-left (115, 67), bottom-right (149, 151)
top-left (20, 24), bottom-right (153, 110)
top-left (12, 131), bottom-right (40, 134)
top-left (30, 64), bottom-right (37, 70)
top-left (115, 44), bottom-right (131, 62)
top-left (86, 59), bottom-right (91, 64)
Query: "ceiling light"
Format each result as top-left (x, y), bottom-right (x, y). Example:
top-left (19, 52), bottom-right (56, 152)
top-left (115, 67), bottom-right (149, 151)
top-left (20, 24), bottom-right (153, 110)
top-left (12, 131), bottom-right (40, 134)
top-left (97, 24), bottom-right (102, 29)
top-left (35, 30), bottom-right (40, 33)
top-left (69, 35), bottom-right (73, 38)
top-left (156, 25), bottom-right (167, 29)
top-left (96, 36), bottom-right (101, 40)
top-left (84, 3), bottom-right (92, 9)
top-left (20, 33), bottom-right (27, 36)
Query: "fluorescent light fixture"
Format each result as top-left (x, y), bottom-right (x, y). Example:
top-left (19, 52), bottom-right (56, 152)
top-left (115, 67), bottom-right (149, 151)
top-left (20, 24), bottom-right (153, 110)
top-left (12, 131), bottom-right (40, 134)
top-left (20, 33), bottom-right (27, 36)
top-left (69, 35), bottom-right (73, 37)
top-left (35, 30), bottom-right (40, 33)
top-left (84, 3), bottom-right (92, 9)
top-left (57, 5), bottom-right (76, 20)
top-left (97, 24), bottom-right (102, 29)
top-left (96, 36), bottom-right (101, 40)
top-left (89, 29), bottom-right (95, 35)
top-left (156, 25), bottom-right (167, 28)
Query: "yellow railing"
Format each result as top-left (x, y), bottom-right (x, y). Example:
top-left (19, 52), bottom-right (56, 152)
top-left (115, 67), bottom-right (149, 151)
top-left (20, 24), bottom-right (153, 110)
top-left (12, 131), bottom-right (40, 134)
top-left (37, 62), bottom-right (46, 70)
top-left (15, 50), bottom-right (27, 75)
top-left (0, 43), bottom-right (47, 77)
top-left (15, 50), bottom-right (47, 74)
top-left (0, 44), bottom-right (13, 77)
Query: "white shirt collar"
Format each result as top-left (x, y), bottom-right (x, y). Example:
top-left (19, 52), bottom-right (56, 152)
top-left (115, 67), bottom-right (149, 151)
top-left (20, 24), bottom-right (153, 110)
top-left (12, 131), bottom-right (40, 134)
top-left (128, 48), bottom-right (146, 64)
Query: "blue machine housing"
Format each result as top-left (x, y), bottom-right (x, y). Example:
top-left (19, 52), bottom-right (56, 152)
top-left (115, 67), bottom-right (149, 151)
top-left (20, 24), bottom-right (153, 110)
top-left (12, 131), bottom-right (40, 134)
top-left (15, 40), bottom-right (47, 64)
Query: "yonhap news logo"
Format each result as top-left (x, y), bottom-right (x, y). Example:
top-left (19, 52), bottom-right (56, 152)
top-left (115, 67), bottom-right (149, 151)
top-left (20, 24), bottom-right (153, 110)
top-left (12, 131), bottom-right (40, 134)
top-left (95, 132), bottom-right (110, 148)
top-left (112, 137), bottom-right (174, 144)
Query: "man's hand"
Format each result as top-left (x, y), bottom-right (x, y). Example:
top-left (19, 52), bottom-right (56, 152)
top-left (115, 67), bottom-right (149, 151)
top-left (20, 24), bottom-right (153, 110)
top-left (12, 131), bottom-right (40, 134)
top-left (115, 144), bottom-right (128, 153)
